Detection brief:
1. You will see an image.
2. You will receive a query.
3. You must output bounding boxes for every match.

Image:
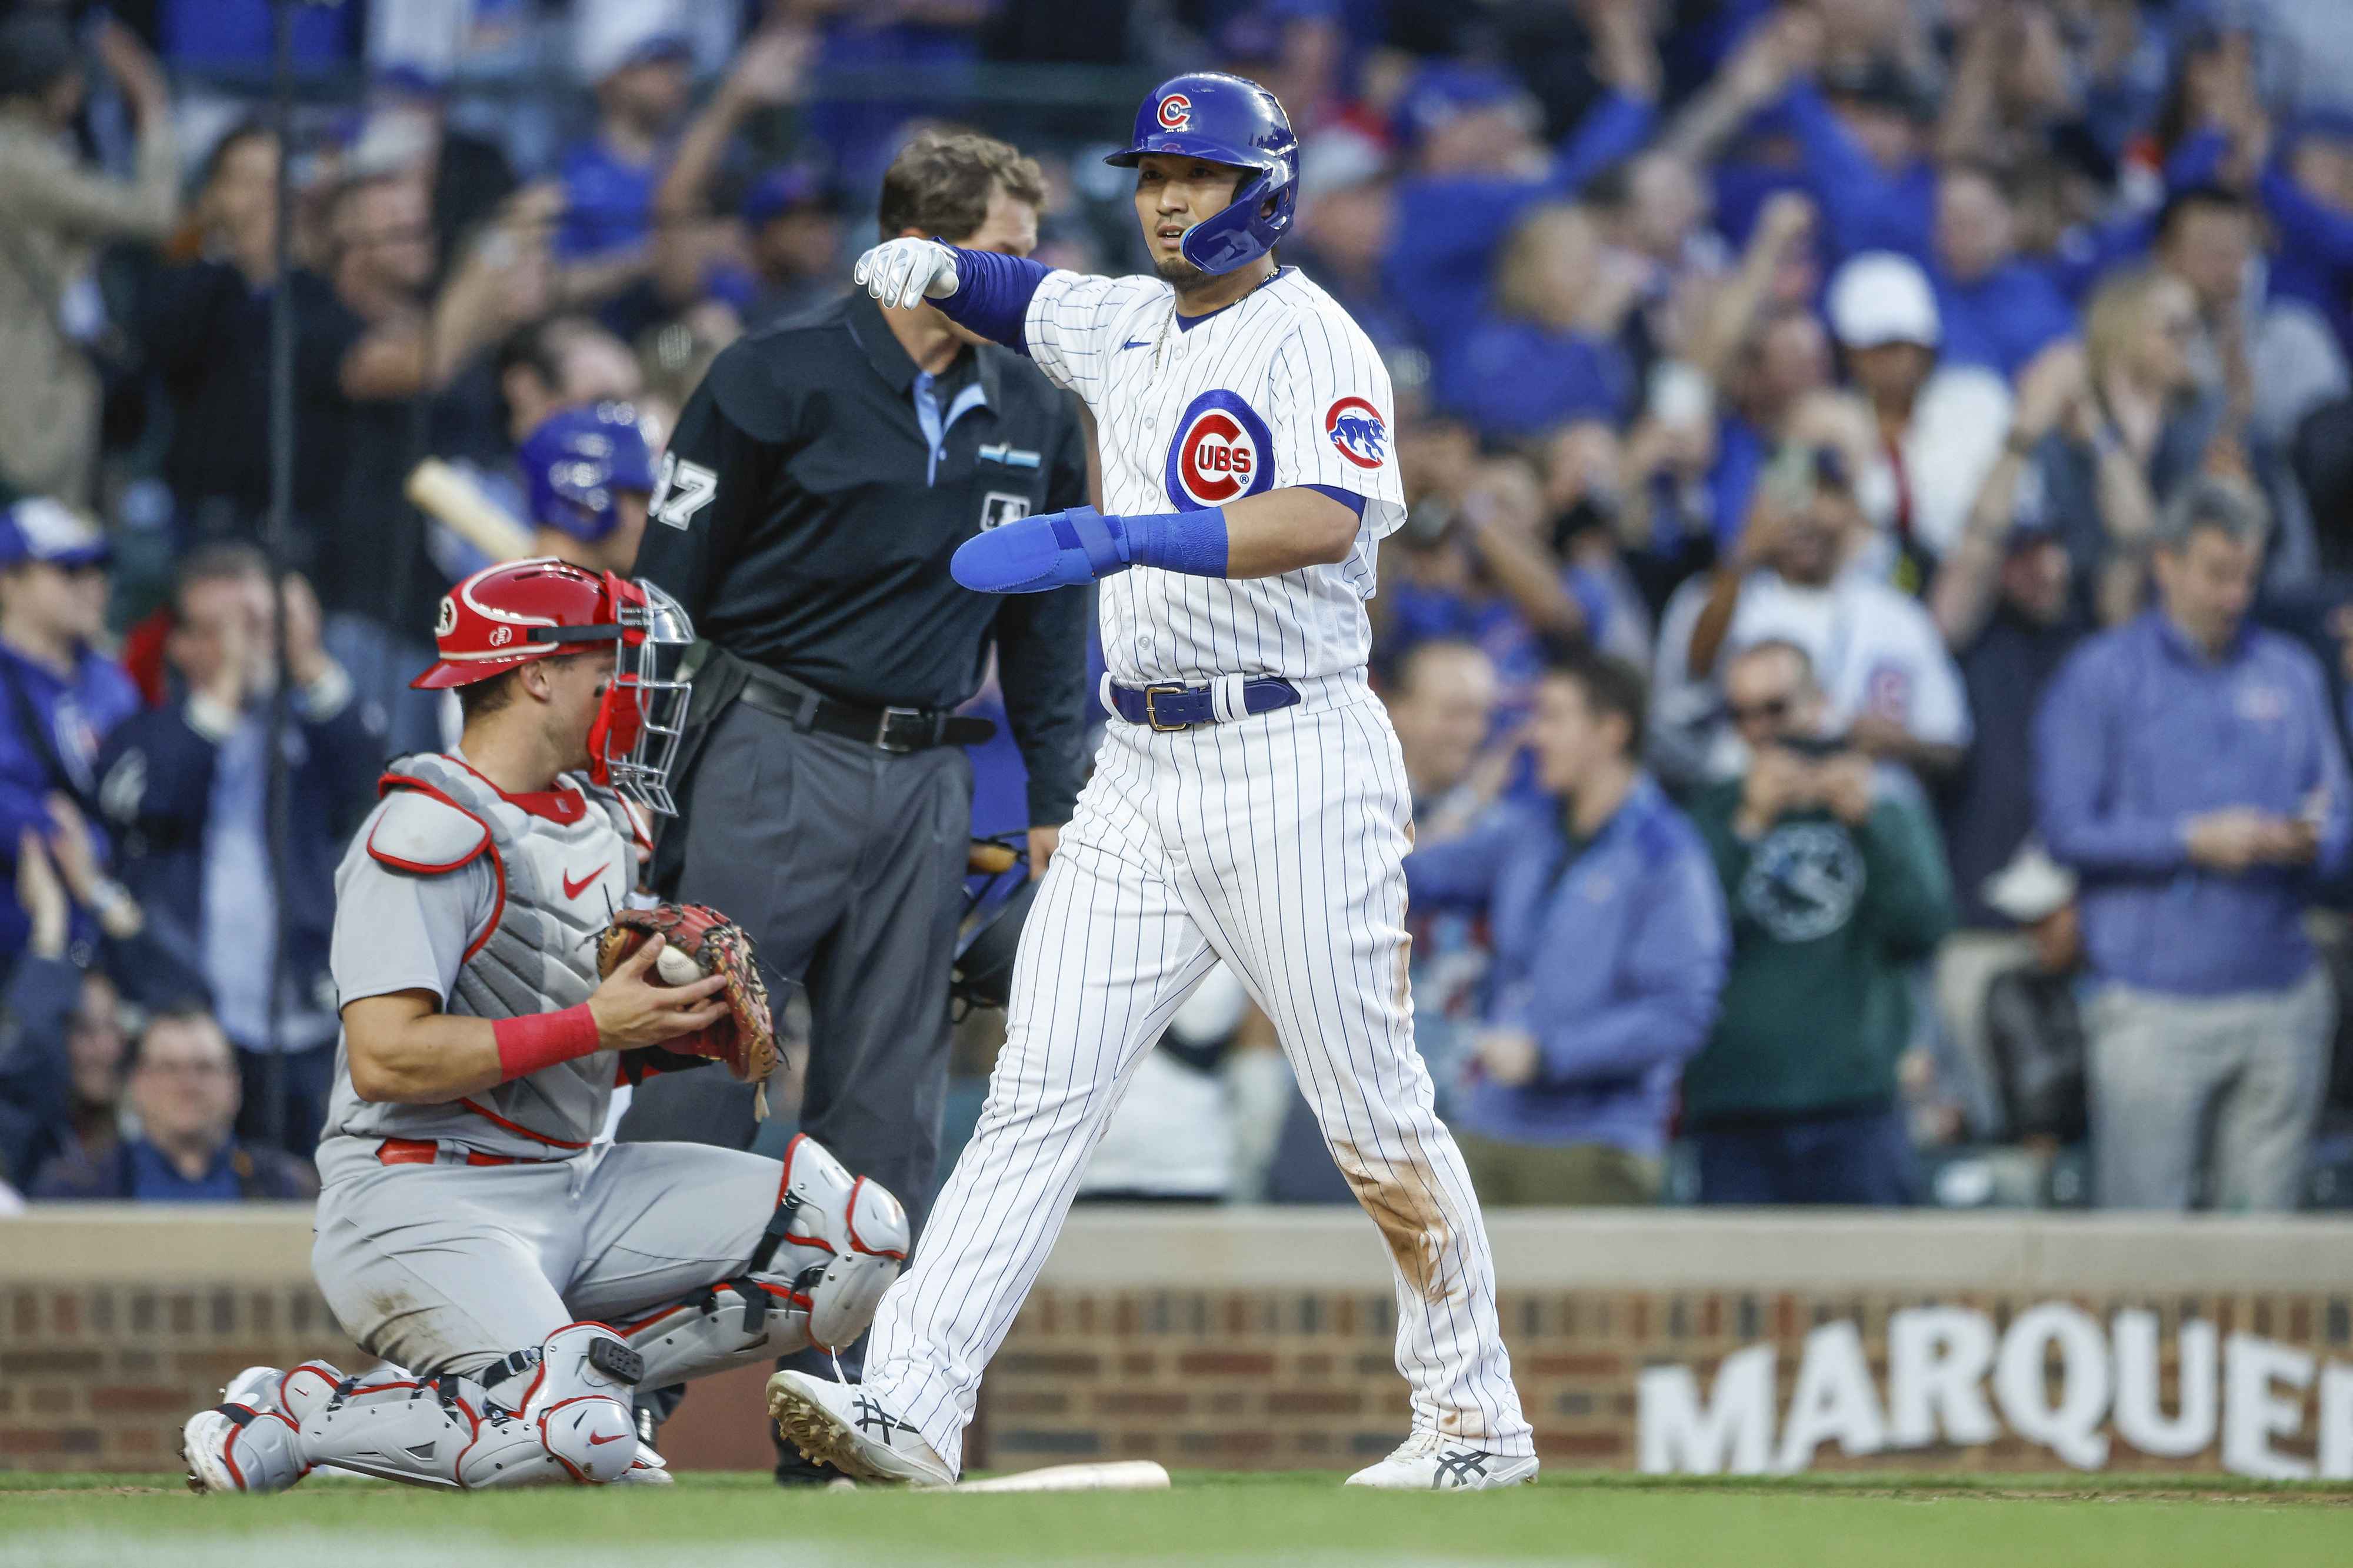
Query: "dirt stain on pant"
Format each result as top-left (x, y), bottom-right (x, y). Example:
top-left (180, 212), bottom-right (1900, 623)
top-left (1327, 1137), bottom-right (1457, 1305)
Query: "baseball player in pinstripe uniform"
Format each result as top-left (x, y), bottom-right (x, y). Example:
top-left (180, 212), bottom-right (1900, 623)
top-left (771, 72), bottom-right (1535, 1492)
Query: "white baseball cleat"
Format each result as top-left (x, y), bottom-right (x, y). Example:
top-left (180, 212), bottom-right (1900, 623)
top-left (766, 1371), bottom-right (954, 1487)
top-left (1344, 1432), bottom-right (1539, 1491)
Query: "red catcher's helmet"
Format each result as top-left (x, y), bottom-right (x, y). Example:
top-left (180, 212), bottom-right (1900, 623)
top-left (414, 558), bottom-right (697, 815)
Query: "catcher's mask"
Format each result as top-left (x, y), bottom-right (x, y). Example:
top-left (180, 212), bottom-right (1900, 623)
top-left (412, 558), bottom-right (698, 815)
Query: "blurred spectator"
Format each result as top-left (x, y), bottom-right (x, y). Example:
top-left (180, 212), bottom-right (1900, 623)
top-left (649, 26), bottom-right (832, 331)
top-left (1384, 638), bottom-right (1502, 835)
top-left (1653, 435), bottom-right (1971, 788)
top-left (0, 499), bottom-right (138, 958)
top-left (2035, 477), bottom-right (2351, 1210)
top-left (1388, 31), bottom-right (1661, 371)
top-left (141, 126), bottom-right (364, 553)
top-left (1927, 346), bottom-right (2093, 1116)
top-left (2042, 266), bottom-right (2213, 623)
top-left (1284, 168), bottom-right (1414, 360)
top-left (495, 314), bottom-right (645, 446)
top-left (0, 16), bottom-right (177, 506)
top-left (31, 1002), bottom-right (316, 1200)
top-left (1449, 204), bottom-right (1639, 436)
top-left (1634, 188), bottom-right (1821, 577)
top-left (1379, 438), bottom-right (1591, 709)
top-left (2261, 115), bottom-right (2353, 366)
top-left (1407, 651), bottom-right (1726, 1206)
top-left (1933, 163), bottom-right (2078, 379)
top-left (555, 27), bottom-right (692, 279)
top-left (95, 549), bottom-right (376, 1156)
top-left (322, 172), bottom-right (551, 748)
top-left (1378, 639), bottom-right (1504, 1124)
top-left (518, 403), bottom-right (655, 574)
top-left (1824, 251), bottom-right (2011, 572)
top-left (0, 832), bottom-right (126, 1189)
top-left (1978, 845), bottom-right (2087, 1155)
top-left (1681, 640), bottom-right (1953, 1205)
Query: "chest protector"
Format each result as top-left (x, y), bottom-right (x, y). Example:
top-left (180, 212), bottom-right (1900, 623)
top-left (331, 753), bottom-right (640, 1163)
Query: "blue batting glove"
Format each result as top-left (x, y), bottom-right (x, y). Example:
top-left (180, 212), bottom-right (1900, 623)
top-left (952, 506), bottom-right (1131, 593)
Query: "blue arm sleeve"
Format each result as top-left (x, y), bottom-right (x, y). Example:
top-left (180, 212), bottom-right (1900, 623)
top-left (1781, 82), bottom-right (1904, 262)
top-left (2261, 166), bottom-right (2353, 272)
top-left (934, 246), bottom-right (1052, 352)
top-left (1545, 89), bottom-right (1659, 200)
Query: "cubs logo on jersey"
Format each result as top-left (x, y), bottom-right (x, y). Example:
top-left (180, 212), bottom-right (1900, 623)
top-left (1158, 93), bottom-right (1192, 129)
top-left (1325, 397), bottom-right (1388, 469)
top-left (1164, 391), bottom-right (1273, 508)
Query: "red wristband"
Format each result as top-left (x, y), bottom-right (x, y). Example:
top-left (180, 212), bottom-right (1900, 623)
top-left (493, 1004), bottom-right (603, 1080)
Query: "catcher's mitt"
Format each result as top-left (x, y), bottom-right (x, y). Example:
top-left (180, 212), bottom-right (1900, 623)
top-left (596, 904), bottom-right (778, 1095)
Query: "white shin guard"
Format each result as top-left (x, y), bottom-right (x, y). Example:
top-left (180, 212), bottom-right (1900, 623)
top-left (773, 1133), bottom-right (910, 1353)
top-left (294, 1366), bottom-right (568, 1490)
top-left (512, 1323), bottom-right (642, 1483)
top-left (616, 1135), bottom-right (911, 1390)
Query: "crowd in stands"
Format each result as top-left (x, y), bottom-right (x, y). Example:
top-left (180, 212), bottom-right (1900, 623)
top-left (1, 0), bottom-right (2351, 1217)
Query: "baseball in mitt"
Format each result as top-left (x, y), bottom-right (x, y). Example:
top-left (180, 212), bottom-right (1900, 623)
top-left (596, 905), bottom-right (778, 1096)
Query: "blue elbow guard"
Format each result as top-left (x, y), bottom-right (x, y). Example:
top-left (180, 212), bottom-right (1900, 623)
top-left (951, 506), bottom-right (1229, 593)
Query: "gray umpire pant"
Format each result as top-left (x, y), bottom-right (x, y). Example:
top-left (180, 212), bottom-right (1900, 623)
top-left (620, 696), bottom-right (972, 1239)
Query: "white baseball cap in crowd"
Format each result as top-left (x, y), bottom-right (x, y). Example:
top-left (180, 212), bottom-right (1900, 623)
top-left (1827, 251), bottom-right (1942, 350)
top-left (1981, 842), bottom-right (2077, 926)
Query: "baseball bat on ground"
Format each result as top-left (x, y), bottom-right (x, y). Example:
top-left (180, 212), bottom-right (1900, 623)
top-left (405, 457), bottom-right (537, 562)
top-left (945, 1460), bottom-right (1171, 1493)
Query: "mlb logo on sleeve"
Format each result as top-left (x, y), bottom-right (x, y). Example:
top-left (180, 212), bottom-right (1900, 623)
top-left (1165, 391), bottom-right (1274, 508)
top-left (1325, 398), bottom-right (1388, 469)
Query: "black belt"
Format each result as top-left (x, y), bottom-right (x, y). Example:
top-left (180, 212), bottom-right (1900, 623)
top-left (736, 666), bottom-right (996, 753)
top-left (1108, 678), bottom-right (1299, 732)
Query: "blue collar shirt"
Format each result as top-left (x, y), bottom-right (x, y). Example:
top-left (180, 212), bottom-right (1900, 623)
top-left (2033, 609), bottom-right (2352, 995)
top-left (1404, 775), bottom-right (1729, 1154)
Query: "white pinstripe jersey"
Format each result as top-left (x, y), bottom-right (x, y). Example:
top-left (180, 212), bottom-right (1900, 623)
top-left (1022, 266), bottom-right (1405, 686)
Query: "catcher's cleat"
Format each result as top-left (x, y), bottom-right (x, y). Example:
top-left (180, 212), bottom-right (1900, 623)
top-left (766, 1371), bottom-right (954, 1488)
top-left (1343, 1432), bottom-right (1538, 1491)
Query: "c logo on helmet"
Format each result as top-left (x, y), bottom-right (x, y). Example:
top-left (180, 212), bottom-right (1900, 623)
top-left (1164, 391), bottom-right (1274, 509)
top-left (1158, 93), bottom-right (1192, 130)
top-left (435, 596), bottom-right (456, 637)
top-left (1324, 397), bottom-right (1388, 470)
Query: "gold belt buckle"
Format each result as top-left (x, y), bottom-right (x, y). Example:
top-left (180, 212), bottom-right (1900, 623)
top-left (1142, 683), bottom-right (1192, 732)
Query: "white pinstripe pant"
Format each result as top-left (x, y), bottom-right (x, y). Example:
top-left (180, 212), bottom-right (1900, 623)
top-left (863, 676), bottom-right (1532, 1469)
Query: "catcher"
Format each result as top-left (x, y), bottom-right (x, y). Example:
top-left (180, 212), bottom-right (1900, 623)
top-left (180, 559), bottom-right (909, 1494)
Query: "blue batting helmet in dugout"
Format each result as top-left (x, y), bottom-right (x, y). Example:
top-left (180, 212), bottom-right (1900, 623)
top-left (521, 403), bottom-right (656, 542)
top-left (1106, 72), bottom-right (1298, 275)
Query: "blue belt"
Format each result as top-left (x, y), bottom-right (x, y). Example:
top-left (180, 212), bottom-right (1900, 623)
top-left (1109, 678), bottom-right (1299, 732)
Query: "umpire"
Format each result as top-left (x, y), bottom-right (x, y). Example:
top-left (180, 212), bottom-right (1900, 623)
top-left (627, 132), bottom-right (1088, 1275)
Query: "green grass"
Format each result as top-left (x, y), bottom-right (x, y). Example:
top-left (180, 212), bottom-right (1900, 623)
top-left (2, 1471), bottom-right (2347, 1567)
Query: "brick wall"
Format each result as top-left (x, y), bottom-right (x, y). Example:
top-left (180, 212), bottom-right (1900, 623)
top-left (0, 1281), bottom-right (356, 1471)
top-left (978, 1286), bottom-right (2352, 1473)
top-left (6, 1207), bottom-right (2350, 1475)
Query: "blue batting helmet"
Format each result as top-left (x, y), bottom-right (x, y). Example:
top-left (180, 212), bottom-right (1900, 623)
top-left (520, 403), bottom-right (656, 542)
top-left (1106, 72), bottom-right (1298, 276)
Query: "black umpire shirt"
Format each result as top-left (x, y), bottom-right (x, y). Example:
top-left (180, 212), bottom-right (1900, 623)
top-left (635, 290), bottom-right (1092, 824)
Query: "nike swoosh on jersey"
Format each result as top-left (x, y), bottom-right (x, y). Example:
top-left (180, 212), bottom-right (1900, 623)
top-left (1119, 339), bottom-right (1152, 350)
top-left (562, 864), bottom-right (611, 900)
